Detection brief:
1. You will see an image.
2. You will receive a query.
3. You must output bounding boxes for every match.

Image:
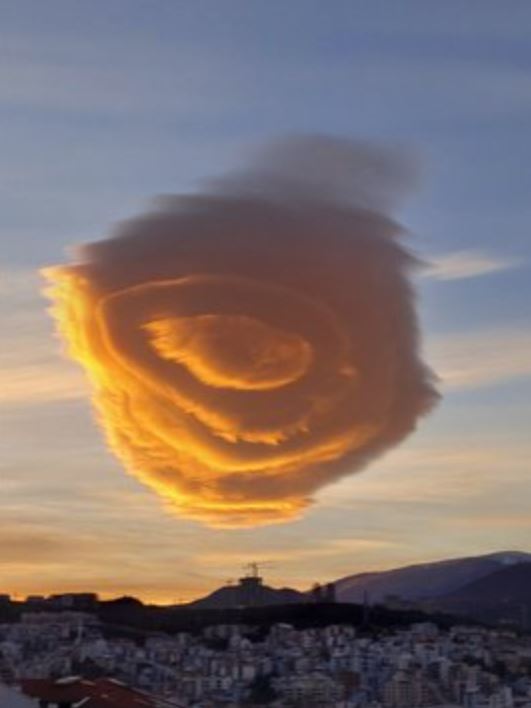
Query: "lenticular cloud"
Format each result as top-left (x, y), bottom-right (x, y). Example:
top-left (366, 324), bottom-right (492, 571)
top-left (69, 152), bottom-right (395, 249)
top-left (43, 137), bottom-right (438, 527)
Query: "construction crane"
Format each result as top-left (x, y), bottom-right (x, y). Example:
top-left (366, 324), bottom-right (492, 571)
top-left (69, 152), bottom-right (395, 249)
top-left (242, 561), bottom-right (275, 579)
top-left (243, 562), bottom-right (260, 578)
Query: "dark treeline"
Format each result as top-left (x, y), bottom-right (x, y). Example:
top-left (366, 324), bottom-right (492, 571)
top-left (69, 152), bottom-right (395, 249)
top-left (96, 599), bottom-right (465, 640)
top-left (0, 596), bottom-right (484, 643)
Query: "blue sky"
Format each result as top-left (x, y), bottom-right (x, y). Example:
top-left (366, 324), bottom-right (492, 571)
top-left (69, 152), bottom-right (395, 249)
top-left (1, 1), bottom-right (530, 601)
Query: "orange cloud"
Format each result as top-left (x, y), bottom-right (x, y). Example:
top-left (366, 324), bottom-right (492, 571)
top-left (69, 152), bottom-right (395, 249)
top-left (43, 137), bottom-right (438, 527)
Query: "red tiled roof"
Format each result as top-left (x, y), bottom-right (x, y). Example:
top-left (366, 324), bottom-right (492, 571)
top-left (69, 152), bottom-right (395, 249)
top-left (21, 677), bottom-right (157, 707)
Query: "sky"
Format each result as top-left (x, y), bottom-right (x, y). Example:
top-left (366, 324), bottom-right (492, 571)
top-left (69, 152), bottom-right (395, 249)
top-left (1, 0), bottom-right (531, 603)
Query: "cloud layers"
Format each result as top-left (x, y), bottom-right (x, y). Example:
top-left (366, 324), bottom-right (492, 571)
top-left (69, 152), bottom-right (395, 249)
top-left (44, 137), bottom-right (437, 527)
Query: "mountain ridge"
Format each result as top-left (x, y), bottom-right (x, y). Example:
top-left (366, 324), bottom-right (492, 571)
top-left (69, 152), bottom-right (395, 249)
top-left (432, 561), bottom-right (531, 626)
top-left (334, 550), bottom-right (531, 604)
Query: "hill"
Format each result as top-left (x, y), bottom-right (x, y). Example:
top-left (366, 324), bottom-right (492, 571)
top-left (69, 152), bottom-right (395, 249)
top-left (334, 551), bottom-right (531, 604)
top-left (433, 562), bottom-right (531, 627)
top-left (187, 580), bottom-right (304, 610)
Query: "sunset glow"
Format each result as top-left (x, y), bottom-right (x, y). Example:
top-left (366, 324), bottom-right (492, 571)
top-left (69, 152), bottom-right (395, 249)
top-left (3, 1), bottom-right (530, 605)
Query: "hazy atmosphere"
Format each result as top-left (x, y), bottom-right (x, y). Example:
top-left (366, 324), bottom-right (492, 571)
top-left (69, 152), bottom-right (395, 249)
top-left (2, 1), bottom-right (531, 603)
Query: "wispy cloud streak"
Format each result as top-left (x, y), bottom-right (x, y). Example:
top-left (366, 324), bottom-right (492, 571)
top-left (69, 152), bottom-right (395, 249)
top-left (423, 249), bottom-right (523, 281)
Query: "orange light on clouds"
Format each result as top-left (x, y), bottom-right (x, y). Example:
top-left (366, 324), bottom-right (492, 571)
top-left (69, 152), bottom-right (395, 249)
top-left (43, 137), bottom-right (438, 527)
